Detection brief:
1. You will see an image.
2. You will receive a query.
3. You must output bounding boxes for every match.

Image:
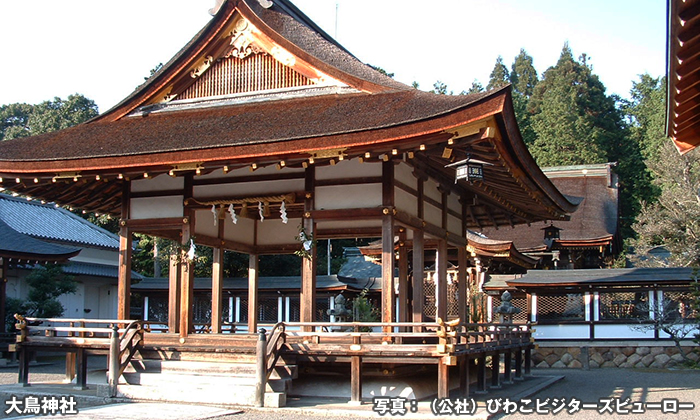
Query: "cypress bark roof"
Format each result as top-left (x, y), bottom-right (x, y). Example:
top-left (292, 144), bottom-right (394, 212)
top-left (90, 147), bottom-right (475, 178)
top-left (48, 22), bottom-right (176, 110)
top-left (0, 0), bottom-right (578, 228)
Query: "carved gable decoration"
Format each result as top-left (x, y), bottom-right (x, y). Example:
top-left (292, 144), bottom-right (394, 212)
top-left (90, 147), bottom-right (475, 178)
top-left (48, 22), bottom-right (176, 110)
top-left (178, 52), bottom-right (315, 99)
top-left (168, 16), bottom-right (339, 102)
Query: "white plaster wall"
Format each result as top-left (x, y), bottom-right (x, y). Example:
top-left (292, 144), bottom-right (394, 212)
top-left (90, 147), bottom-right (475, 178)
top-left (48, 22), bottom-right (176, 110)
top-left (222, 216), bottom-right (256, 245)
top-left (194, 178), bottom-right (303, 199)
top-left (130, 196), bottom-right (184, 219)
top-left (424, 202), bottom-right (442, 228)
top-left (316, 159), bottom-right (381, 180)
top-left (533, 324), bottom-right (590, 340)
top-left (315, 184), bottom-right (382, 210)
top-left (256, 218), bottom-right (301, 246)
top-left (394, 162), bottom-right (417, 190)
top-left (131, 174), bottom-right (183, 192)
top-left (395, 188), bottom-right (417, 218)
top-left (594, 324), bottom-right (656, 340)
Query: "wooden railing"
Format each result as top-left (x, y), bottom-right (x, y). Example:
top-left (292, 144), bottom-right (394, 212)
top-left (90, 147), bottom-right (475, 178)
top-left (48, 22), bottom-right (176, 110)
top-left (265, 322), bottom-right (286, 381)
top-left (13, 315), bottom-right (143, 393)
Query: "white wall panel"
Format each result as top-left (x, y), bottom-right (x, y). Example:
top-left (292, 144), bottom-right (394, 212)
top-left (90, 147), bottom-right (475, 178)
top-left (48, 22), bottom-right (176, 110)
top-left (424, 202), bottom-right (442, 228)
top-left (222, 216), bottom-right (256, 245)
top-left (130, 196), bottom-right (184, 219)
top-left (194, 178), bottom-right (303, 200)
top-left (131, 174), bottom-right (183, 192)
top-left (256, 219), bottom-right (300, 245)
top-left (317, 159), bottom-right (381, 180)
top-left (395, 188), bottom-right (417, 217)
top-left (315, 184), bottom-right (382, 210)
top-left (395, 161), bottom-right (416, 190)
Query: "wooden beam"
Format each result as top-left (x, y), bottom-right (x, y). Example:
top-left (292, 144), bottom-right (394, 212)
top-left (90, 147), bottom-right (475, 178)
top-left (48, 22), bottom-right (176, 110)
top-left (395, 210), bottom-right (467, 247)
top-left (121, 217), bottom-right (188, 231)
top-left (248, 254), bottom-right (259, 333)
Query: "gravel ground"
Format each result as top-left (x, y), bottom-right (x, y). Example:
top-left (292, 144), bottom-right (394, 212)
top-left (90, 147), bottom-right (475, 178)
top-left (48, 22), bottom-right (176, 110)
top-left (2, 356), bottom-right (699, 419)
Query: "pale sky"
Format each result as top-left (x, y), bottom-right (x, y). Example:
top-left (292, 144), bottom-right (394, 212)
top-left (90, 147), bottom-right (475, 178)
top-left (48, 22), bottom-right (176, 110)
top-left (0, 0), bottom-right (666, 113)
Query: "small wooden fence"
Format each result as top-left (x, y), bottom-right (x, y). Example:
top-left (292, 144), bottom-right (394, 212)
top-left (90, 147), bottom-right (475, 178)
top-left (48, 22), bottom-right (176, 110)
top-left (12, 315), bottom-right (143, 396)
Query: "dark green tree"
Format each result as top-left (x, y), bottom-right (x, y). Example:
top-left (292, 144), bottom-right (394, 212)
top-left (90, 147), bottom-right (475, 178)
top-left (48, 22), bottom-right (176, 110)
top-left (527, 44), bottom-right (651, 238)
top-left (487, 55), bottom-right (510, 90)
top-left (431, 81), bottom-right (451, 95)
top-left (527, 44), bottom-right (610, 166)
top-left (0, 94), bottom-right (98, 140)
top-left (22, 264), bottom-right (77, 318)
top-left (509, 49), bottom-right (539, 145)
top-left (510, 48), bottom-right (538, 98)
top-left (623, 75), bottom-right (668, 161)
top-left (466, 80), bottom-right (484, 94)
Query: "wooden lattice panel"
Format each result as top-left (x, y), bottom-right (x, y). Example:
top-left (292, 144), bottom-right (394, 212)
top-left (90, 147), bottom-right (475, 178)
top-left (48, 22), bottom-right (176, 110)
top-left (491, 295), bottom-right (528, 323)
top-left (178, 53), bottom-right (316, 100)
top-left (537, 293), bottom-right (585, 322)
top-left (663, 291), bottom-right (697, 320)
top-left (599, 291), bottom-right (646, 320)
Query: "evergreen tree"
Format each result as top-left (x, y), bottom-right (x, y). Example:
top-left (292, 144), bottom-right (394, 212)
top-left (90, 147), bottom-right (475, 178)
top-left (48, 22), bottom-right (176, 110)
top-left (510, 48), bottom-right (538, 97)
top-left (528, 44), bottom-right (651, 238)
top-left (509, 49), bottom-right (539, 146)
top-left (487, 56), bottom-right (510, 90)
top-left (527, 44), bottom-right (610, 166)
top-left (624, 75), bottom-right (668, 160)
top-left (0, 94), bottom-right (98, 140)
top-left (467, 80), bottom-right (484, 94)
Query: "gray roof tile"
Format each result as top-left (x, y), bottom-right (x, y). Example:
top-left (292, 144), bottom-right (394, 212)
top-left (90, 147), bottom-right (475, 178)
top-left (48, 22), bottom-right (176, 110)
top-left (0, 193), bottom-right (120, 249)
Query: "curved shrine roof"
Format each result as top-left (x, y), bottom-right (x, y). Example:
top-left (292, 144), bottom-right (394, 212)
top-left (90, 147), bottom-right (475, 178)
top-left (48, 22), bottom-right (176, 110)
top-left (0, 0), bottom-right (578, 228)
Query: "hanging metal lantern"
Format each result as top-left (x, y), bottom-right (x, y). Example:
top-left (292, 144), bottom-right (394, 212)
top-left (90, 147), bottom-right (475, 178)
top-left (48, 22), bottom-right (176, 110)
top-left (446, 156), bottom-right (491, 183)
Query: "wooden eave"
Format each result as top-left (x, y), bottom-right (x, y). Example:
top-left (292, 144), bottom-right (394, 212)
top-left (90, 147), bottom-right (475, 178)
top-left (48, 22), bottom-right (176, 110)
top-left (667, 0), bottom-right (700, 154)
top-left (0, 89), bottom-right (577, 227)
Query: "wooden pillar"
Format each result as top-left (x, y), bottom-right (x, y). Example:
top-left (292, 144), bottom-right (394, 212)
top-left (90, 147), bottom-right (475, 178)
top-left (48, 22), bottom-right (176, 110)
top-left (117, 180), bottom-right (131, 320)
top-left (74, 348), bottom-right (88, 390)
top-left (438, 358), bottom-right (450, 399)
top-left (179, 176), bottom-right (195, 338)
top-left (491, 351), bottom-right (501, 389)
top-left (211, 246), bottom-right (224, 333)
top-left (411, 229), bottom-right (425, 332)
top-left (0, 258), bottom-right (6, 333)
top-left (117, 226), bottom-right (132, 320)
top-left (248, 254), bottom-right (259, 333)
top-left (300, 167), bottom-right (316, 331)
top-left (459, 357), bottom-right (470, 397)
top-left (436, 240), bottom-right (448, 322)
top-left (381, 214), bottom-right (395, 329)
top-left (503, 350), bottom-right (513, 384)
top-left (179, 220), bottom-right (195, 339)
top-left (168, 255), bottom-right (180, 333)
top-left (381, 161), bottom-right (395, 331)
top-left (397, 229), bottom-right (409, 328)
top-left (514, 348), bottom-right (524, 380)
top-left (524, 345), bottom-right (532, 376)
top-left (350, 355), bottom-right (362, 403)
top-left (458, 247), bottom-right (467, 324)
top-left (476, 353), bottom-right (487, 393)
